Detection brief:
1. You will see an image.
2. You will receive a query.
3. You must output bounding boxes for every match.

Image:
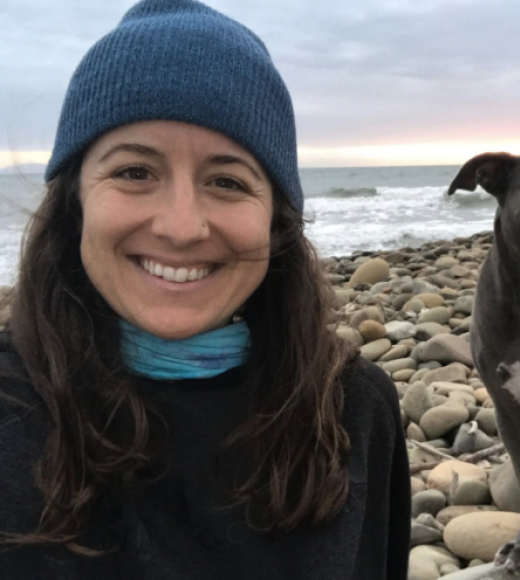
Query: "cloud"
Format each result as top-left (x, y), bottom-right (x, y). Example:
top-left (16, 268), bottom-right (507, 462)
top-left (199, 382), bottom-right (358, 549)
top-left (1, 0), bottom-right (520, 165)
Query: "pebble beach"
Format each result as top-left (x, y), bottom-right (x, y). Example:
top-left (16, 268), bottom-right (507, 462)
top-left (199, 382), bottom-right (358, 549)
top-left (326, 230), bottom-right (520, 580)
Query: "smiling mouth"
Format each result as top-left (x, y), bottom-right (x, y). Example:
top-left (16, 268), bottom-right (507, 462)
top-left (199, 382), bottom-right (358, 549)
top-left (139, 258), bottom-right (214, 283)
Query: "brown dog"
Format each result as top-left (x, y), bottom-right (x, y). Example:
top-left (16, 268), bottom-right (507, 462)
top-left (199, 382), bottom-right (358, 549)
top-left (449, 152), bottom-right (520, 572)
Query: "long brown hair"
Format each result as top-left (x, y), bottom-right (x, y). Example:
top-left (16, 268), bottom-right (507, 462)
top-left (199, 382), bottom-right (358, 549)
top-left (2, 159), bottom-right (357, 552)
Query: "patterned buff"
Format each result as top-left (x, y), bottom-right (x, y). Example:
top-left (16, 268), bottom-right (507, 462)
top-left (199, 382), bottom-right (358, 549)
top-left (119, 319), bottom-right (251, 380)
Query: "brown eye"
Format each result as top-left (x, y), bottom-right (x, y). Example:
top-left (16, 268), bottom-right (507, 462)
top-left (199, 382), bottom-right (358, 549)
top-left (118, 167), bottom-right (150, 180)
top-left (214, 178), bottom-right (243, 190)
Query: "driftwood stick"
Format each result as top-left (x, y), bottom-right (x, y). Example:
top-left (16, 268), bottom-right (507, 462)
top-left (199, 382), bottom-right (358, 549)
top-left (410, 439), bottom-right (454, 460)
top-left (458, 443), bottom-right (506, 464)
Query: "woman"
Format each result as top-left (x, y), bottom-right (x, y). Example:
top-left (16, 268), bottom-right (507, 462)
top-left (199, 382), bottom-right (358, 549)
top-left (0, 0), bottom-right (410, 578)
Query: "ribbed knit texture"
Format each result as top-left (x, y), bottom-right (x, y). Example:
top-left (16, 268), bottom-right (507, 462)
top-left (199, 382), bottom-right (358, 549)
top-left (119, 319), bottom-right (251, 380)
top-left (45, 0), bottom-right (303, 213)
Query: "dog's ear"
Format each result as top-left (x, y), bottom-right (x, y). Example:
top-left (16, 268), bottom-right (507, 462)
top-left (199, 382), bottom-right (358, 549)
top-left (447, 152), bottom-right (519, 197)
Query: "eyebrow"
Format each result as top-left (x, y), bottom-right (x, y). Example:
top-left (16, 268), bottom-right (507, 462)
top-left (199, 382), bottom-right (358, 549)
top-left (98, 143), bottom-right (166, 163)
top-left (207, 154), bottom-right (264, 182)
top-left (97, 144), bottom-right (265, 182)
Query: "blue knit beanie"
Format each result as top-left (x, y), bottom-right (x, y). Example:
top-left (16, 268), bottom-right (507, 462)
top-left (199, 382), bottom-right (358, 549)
top-left (45, 0), bottom-right (303, 213)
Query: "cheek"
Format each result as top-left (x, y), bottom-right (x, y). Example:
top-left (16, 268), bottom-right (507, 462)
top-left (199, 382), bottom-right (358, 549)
top-left (79, 200), bottom-right (122, 275)
top-left (224, 207), bottom-right (272, 254)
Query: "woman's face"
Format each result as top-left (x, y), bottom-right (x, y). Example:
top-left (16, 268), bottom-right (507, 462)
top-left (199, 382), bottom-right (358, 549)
top-left (79, 120), bottom-right (273, 339)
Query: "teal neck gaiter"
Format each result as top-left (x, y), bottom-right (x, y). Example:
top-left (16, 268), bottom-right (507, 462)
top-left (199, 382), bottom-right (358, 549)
top-left (119, 319), bottom-right (251, 380)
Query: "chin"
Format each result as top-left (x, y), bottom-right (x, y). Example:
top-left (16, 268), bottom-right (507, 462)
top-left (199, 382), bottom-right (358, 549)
top-left (137, 318), bottom-right (228, 340)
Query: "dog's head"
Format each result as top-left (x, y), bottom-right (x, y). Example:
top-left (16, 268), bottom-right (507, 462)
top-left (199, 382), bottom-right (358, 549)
top-left (448, 152), bottom-right (520, 202)
top-left (449, 152), bottom-right (520, 254)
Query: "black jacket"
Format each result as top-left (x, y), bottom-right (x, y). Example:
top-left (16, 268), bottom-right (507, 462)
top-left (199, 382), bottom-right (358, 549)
top-left (0, 339), bottom-right (410, 580)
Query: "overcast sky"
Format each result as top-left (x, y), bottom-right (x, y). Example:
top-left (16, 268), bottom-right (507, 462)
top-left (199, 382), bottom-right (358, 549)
top-left (1, 0), bottom-right (520, 168)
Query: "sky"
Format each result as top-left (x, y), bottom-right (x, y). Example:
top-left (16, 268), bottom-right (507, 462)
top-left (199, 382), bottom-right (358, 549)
top-left (1, 0), bottom-right (520, 169)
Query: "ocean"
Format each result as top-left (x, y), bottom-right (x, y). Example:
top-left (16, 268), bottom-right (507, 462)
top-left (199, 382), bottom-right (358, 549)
top-left (0, 166), bottom-right (497, 286)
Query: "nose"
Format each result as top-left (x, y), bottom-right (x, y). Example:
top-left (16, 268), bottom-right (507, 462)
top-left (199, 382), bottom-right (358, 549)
top-left (150, 179), bottom-right (210, 247)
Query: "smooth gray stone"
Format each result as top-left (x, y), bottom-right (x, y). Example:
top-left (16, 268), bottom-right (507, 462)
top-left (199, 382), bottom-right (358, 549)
top-left (440, 563), bottom-right (506, 579)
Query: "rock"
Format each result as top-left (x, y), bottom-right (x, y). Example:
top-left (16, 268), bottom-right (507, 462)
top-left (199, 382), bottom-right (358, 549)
top-left (415, 293), bottom-right (446, 308)
top-left (409, 368), bottom-right (430, 383)
top-left (336, 325), bottom-right (364, 346)
top-left (407, 422), bottom-right (426, 442)
top-left (448, 390), bottom-right (476, 406)
top-left (334, 289), bottom-right (352, 306)
top-left (452, 479), bottom-right (491, 506)
top-left (475, 408), bottom-right (498, 436)
top-left (358, 320), bottom-right (386, 341)
top-left (393, 293), bottom-right (413, 311)
top-left (369, 281), bottom-right (392, 295)
top-left (415, 322), bottom-right (450, 341)
top-left (440, 563), bottom-right (506, 579)
top-left (474, 388), bottom-right (491, 404)
top-left (392, 368), bottom-right (416, 381)
top-left (450, 318), bottom-right (472, 334)
top-left (439, 563), bottom-right (460, 575)
top-left (408, 545), bottom-right (460, 580)
top-left (423, 363), bottom-right (468, 386)
top-left (467, 560), bottom-right (487, 568)
top-left (408, 446), bottom-right (439, 468)
top-left (363, 305), bottom-right (385, 324)
top-left (451, 265), bottom-right (470, 278)
top-left (427, 460), bottom-right (487, 495)
top-left (359, 338), bottom-right (392, 361)
top-left (489, 461), bottom-right (520, 513)
top-left (402, 382), bottom-right (434, 424)
top-left (417, 306), bottom-right (453, 325)
top-left (420, 403), bottom-right (469, 439)
top-left (382, 357), bottom-right (417, 374)
top-left (384, 320), bottom-right (417, 341)
top-left (418, 360), bottom-right (443, 371)
top-left (401, 297), bottom-right (425, 313)
top-left (417, 334), bottom-right (473, 366)
top-left (435, 256), bottom-right (460, 269)
top-left (474, 408), bottom-right (497, 436)
top-left (432, 382), bottom-right (475, 396)
top-left (411, 476), bottom-right (427, 495)
top-left (428, 274), bottom-right (461, 290)
top-left (460, 279), bottom-right (476, 290)
top-left (326, 274), bottom-right (345, 284)
top-left (348, 258), bottom-right (390, 287)
top-left (452, 422), bottom-right (495, 455)
top-left (411, 279), bottom-right (442, 295)
top-left (407, 557), bottom-right (440, 580)
top-left (432, 393), bottom-right (448, 406)
top-left (411, 521), bottom-right (443, 546)
top-left (453, 295), bottom-right (475, 316)
top-left (412, 489), bottom-right (447, 517)
top-left (436, 505), bottom-right (498, 526)
top-left (379, 344), bottom-right (409, 361)
top-left (348, 310), bottom-right (369, 329)
top-left (440, 286), bottom-right (460, 300)
top-left (444, 511), bottom-right (520, 562)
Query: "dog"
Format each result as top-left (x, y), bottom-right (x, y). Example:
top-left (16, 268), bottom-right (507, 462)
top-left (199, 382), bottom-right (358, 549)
top-left (448, 152), bottom-right (520, 572)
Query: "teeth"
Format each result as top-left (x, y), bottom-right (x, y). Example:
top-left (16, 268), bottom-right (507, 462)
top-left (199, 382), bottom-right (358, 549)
top-left (162, 266), bottom-right (175, 282)
top-left (174, 268), bottom-right (188, 283)
top-left (141, 259), bottom-right (211, 283)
